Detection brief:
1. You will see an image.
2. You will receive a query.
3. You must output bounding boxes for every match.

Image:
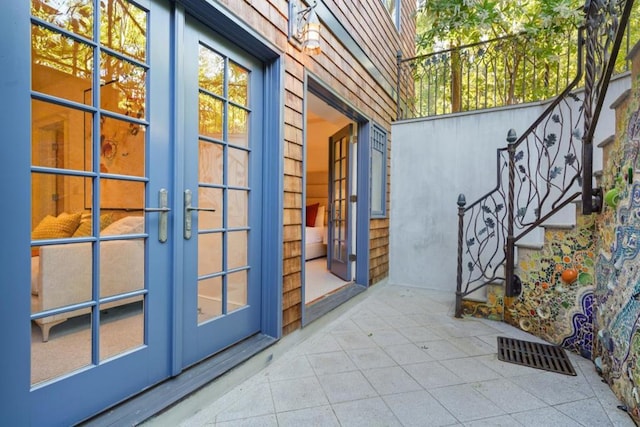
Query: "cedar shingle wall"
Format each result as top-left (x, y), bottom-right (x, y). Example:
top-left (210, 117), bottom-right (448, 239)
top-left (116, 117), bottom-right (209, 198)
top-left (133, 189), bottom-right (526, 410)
top-left (221, 0), bottom-right (415, 334)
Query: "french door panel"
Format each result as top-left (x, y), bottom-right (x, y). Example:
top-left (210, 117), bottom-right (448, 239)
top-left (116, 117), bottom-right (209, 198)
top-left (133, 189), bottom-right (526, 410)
top-left (28, 0), bottom-right (173, 424)
top-left (181, 17), bottom-right (263, 367)
top-left (328, 125), bottom-right (352, 282)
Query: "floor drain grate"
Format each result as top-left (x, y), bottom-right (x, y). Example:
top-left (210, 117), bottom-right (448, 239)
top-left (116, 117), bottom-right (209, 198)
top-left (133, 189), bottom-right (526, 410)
top-left (497, 336), bottom-right (576, 376)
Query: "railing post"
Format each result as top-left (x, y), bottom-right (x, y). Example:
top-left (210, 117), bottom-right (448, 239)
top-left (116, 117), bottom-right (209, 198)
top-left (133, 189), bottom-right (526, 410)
top-left (455, 193), bottom-right (466, 318)
top-left (582, 1), bottom-right (596, 214)
top-left (581, 0), bottom-right (635, 214)
top-left (505, 129), bottom-right (518, 297)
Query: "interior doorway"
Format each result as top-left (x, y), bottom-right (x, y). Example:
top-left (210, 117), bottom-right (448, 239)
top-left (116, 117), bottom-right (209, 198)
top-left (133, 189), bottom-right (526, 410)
top-left (304, 92), bottom-right (355, 305)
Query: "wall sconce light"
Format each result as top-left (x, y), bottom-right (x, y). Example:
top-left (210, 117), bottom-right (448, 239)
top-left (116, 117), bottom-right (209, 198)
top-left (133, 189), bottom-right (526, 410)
top-left (289, 0), bottom-right (321, 55)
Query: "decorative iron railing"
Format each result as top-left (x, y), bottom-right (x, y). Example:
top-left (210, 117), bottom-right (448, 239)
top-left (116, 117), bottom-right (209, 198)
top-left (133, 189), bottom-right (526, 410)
top-left (397, 31), bottom-right (578, 119)
top-left (398, 6), bottom-right (639, 121)
top-left (454, 0), bottom-right (635, 318)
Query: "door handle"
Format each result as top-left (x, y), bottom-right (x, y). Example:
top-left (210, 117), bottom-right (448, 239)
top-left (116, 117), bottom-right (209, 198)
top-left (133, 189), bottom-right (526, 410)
top-left (184, 189), bottom-right (216, 240)
top-left (186, 206), bottom-right (216, 212)
top-left (145, 188), bottom-right (170, 243)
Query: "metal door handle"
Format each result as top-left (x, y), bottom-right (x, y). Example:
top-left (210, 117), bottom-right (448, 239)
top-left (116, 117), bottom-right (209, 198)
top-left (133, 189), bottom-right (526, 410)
top-left (184, 189), bottom-right (215, 239)
top-left (186, 206), bottom-right (216, 212)
top-left (146, 188), bottom-right (170, 243)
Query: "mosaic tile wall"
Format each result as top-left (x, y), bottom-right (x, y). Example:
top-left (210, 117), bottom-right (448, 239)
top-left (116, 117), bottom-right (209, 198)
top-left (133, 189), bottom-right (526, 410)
top-left (594, 72), bottom-right (640, 423)
top-left (461, 215), bottom-right (596, 362)
top-left (462, 50), bottom-right (640, 422)
top-left (509, 216), bottom-right (596, 359)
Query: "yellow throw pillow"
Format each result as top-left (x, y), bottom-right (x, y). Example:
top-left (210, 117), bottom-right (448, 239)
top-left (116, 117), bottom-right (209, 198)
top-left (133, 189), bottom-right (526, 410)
top-left (72, 218), bottom-right (92, 237)
top-left (72, 213), bottom-right (115, 237)
top-left (100, 213), bottom-right (114, 230)
top-left (32, 212), bottom-right (82, 240)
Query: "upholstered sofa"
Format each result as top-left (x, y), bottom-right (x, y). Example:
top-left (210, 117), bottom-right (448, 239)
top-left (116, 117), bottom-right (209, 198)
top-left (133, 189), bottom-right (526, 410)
top-left (31, 216), bottom-right (144, 341)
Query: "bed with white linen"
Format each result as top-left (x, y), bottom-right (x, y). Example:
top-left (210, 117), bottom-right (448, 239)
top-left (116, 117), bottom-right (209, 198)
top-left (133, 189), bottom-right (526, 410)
top-left (305, 225), bottom-right (327, 260)
top-left (305, 204), bottom-right (327, 260)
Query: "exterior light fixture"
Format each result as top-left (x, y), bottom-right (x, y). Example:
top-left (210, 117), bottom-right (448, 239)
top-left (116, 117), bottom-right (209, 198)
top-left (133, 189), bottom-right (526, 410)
top-left (289, 0), bottom-right (321, 55)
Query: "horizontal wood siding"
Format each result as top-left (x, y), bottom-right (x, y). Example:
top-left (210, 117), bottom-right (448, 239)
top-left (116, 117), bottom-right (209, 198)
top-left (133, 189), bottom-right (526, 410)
top-left (219, 0), bottom-right (415, 334)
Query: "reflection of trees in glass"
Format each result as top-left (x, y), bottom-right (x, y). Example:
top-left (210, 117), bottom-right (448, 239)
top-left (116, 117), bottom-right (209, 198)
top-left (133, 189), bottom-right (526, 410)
top-left (229, 62), bottom-right (248, 106)
top-left (31, 0), bottom-right (147, 117)
top-left (31, 0), bottom-right (94, 39)
top-left (32, 25), bottom-right (93, 82)
top-left (198, 47), bottom-right (250, 141)
top-left (199, 46), bottom-right (224, 96)
top-left (101, 52), bottom-right (146, 118)
top-left (199, 93), bottom-right (223, 138)
top-left (100, 0), bottom-right (146, 61)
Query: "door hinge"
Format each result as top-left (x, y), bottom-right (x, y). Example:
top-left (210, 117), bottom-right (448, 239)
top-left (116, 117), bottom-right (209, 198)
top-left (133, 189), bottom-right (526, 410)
top-left (349, 254), bottom-right (356, 262)
top-left (350, 195), bottom-right (357, 203)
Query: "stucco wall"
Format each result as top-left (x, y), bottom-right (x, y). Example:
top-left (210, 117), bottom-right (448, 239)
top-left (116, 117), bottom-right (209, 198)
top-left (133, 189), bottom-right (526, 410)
top-left (390, 76), bottom-right (631, 292)
top-left (390, 105), bottom-right (543, 291)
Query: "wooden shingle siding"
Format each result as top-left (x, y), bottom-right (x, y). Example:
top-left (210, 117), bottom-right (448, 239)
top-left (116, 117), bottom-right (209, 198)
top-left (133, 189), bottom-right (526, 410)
top-left (222, 0), bottom-right (415, 334)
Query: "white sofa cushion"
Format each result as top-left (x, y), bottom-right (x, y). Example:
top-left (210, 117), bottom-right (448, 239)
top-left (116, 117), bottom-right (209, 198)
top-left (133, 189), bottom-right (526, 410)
top-left (31, 256), bottom-right (40, 296)
top-left (101, 216), bottom-right (144, 235)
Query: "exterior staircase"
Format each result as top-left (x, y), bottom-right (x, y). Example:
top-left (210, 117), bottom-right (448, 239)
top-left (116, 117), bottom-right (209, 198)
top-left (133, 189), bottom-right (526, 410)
top-left (459, 43), bottom-right (638, 361)
top-left (455, 0), bottom-right (636, 352)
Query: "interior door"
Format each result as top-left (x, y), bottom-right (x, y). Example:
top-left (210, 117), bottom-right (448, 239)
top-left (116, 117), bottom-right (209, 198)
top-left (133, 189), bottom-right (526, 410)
top-left (181, 17), bottom-right (263, 366)
top-left (328, 124), bottom-right (353, 281)
top-left (28, 0), bottom-right (173, 424)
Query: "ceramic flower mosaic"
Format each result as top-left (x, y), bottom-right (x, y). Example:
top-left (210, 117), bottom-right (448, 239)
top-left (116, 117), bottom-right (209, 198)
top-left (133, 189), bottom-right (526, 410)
top-left (464, 47), bottom-right (640, 424)
top-left (462, 214), bottom-right (596, 355)
top-left (594, 75), bottom-right (640, 423)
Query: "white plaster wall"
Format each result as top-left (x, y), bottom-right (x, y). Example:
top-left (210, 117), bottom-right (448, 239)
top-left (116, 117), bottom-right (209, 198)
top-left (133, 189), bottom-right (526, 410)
top-left (389, 74), bottom-right (630, 291)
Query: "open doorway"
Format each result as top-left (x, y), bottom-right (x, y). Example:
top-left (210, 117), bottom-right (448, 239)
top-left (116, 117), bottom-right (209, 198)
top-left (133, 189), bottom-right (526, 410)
top-left (304, 92), bottom-right (356, 305)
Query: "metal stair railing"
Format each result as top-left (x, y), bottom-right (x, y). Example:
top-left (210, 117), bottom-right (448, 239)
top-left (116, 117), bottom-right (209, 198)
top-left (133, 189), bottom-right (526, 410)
top-left (455, 0), bottom-right (635, 318)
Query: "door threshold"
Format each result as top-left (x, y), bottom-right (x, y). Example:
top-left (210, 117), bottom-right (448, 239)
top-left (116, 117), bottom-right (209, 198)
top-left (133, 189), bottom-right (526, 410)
top-left (304, 282), bottom-right (367, 326)
top-left (79, 333), bottom-right (277, 427)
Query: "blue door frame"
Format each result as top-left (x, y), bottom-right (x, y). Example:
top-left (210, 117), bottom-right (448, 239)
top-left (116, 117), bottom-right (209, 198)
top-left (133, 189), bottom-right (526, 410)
top-left (301, 74), bottom-right (372, 323)
top-left (0, 1), bottom-right (283, 424)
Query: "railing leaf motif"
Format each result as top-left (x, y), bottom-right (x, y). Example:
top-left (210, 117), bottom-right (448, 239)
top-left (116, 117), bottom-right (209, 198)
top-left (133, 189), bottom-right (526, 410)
top-left (454, 0), bottom-right (635, 318)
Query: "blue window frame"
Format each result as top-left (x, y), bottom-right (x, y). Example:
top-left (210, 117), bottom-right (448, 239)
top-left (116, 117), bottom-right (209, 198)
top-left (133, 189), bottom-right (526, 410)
top-left (370, 124), bottom-right (387, 218)
top-left (381, 0), bottom-right (400, 29)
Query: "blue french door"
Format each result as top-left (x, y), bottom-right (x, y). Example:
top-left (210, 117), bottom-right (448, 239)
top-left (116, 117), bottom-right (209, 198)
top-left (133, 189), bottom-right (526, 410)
top-left (28, 0), bottom-right (173, 424)
top-left (328, 125), bottom-right (353, 281)
top-left (181, 16), bottom-right (263, 366)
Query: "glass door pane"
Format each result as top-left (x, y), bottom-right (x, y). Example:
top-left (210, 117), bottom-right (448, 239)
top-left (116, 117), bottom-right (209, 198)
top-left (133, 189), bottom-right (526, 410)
top-left (182, 18), bottom-right (262, 366)
top-left (328, 125), bottom-right (352, 281)
top-left (30, 0), bottom-right (148, 385)
top-left (196, 46), bottom-right (251, 324)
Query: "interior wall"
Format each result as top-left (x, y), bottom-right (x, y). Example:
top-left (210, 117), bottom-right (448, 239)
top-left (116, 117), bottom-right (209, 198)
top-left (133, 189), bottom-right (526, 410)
top-left (32, 65), bottom-right (146, 227)
top-left (305, 93), bottom-right (352, 218)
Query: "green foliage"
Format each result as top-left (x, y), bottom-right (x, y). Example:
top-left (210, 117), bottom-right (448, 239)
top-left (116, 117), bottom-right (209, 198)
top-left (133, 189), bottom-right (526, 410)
top-left (408, 0), bottom-right (588, 115)
top-left (416, 0), bottom-right (583, 52)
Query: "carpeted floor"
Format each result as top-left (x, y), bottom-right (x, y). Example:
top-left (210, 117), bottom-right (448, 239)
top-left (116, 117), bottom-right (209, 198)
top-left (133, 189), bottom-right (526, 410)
top-left (31, 264), bottom-right (349, 385)
top-left (31, 302), bottom-right (144, 385)
top-left (304, 257), bottom-right (350, 304)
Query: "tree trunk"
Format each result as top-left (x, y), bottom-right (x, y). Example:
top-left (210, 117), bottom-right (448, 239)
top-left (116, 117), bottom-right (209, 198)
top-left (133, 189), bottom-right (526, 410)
top-left (451, 46), bottom-right (462, 113)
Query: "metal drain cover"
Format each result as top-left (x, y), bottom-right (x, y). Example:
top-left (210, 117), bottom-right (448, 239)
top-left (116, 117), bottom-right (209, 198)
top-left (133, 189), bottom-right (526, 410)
top-left (497, 336), bottom-right (576, 376)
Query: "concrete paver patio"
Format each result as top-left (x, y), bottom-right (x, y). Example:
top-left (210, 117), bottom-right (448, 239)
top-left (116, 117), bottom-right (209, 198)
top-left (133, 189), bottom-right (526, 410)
top-left (144, 281), bottom-right (634, 427)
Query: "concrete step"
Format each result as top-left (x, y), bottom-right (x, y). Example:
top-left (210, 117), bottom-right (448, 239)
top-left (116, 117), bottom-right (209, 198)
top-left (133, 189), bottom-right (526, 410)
top-left (462, 264), bottom-right (506, 303)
